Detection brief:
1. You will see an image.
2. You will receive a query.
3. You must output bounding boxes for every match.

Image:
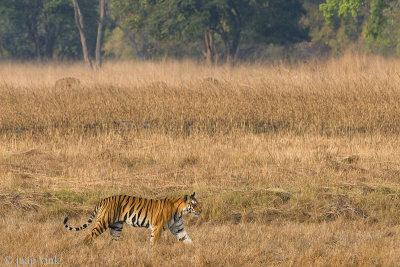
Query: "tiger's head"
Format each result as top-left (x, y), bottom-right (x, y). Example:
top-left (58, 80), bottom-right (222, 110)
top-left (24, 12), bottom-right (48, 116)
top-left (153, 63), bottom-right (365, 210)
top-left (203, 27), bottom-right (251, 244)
top-left (183, 192), bottom-right (202, 217)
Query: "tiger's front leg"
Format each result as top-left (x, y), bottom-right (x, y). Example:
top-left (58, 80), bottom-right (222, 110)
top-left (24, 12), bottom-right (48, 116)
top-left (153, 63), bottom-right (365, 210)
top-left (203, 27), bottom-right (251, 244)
top-left (169, 219), bottom-right (193, 245)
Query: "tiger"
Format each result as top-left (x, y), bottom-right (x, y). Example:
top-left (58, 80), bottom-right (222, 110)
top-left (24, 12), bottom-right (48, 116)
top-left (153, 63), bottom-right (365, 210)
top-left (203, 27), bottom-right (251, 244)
top-left (63, 192), bottom-right (201, 245)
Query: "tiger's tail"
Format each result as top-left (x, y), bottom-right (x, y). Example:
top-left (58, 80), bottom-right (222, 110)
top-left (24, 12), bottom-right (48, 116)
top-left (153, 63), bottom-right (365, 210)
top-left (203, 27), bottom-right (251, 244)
top-left (63, 203), bottom-right (103, 231)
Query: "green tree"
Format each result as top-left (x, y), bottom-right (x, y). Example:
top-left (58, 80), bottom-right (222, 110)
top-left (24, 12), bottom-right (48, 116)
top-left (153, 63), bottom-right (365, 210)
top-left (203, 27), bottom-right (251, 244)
top-left (320, 0), bottom-right (399, 54)
top-left (111, 0), bottom-right (308, 65)
top-left (0, 2), bottom-right (33, 59)
top-left (0, 0), bottom-right (98, 60)
top-left (158, 0), bottom-right (308, 65)
top-left (0, 0), bottom-right (73, 60)
top-left (107, 0), bottom-right (153, 60)
top-left (72, 0), bottom-right (106, 69)
top-left (301, 0), bottom-right (364, 55)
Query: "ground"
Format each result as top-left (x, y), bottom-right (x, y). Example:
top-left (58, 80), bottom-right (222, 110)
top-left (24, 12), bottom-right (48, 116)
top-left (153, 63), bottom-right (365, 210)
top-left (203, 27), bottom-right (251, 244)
top-left (1, 55), bottom-right (400, 266)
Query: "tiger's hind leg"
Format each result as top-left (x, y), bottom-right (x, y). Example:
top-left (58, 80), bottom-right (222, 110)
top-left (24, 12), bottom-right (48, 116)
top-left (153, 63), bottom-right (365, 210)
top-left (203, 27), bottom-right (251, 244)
top-left (110, 222), bottom-right (124, 241)
top-left (84, 220), bottom-right (108, 245)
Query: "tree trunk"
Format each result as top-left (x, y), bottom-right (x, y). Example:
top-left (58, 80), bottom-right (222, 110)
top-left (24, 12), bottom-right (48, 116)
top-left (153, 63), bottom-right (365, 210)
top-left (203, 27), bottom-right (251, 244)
top-left (111, 19), bottom-right (144, 60)
top-left (72, 0), bottom-right (93, 69)
top-left (229, 36), bottom-right (240, 66)
top-left (204, 29), bottom-right (214, 66)
top-left (44, 23), bottom-right (56, 60)
top-left (213, 36), bottom-right (219, 65)
top-left (223, 4), bottom-right (242, 66)
top-left (226, 53), bottom-right (233, 66)
top-left (95, 0), bottom-right (105, 69)
top-left (123, 29), bottom-right (144, 60)
top-left (28, 23), bottom-right (41, 60)
top-left (26, 5), bottom-right (41, 60)
top-left (222, 31), bottom-right (240, 66)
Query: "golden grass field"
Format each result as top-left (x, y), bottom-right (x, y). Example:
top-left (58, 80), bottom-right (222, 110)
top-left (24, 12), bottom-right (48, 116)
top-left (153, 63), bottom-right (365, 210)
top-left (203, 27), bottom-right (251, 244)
top-left (2, 54), bottom-right (400, 266)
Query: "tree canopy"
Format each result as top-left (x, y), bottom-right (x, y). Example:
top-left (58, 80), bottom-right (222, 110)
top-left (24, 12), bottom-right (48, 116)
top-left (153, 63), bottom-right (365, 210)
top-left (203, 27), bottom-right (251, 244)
top-left (110, 0), bottom-right (309, 64)
top-left (1, 0), bottom-right (400, 64)
top-left (320, 0), bottom-right (400, 54)
top-left (0, 0), bottom-right (99, 60)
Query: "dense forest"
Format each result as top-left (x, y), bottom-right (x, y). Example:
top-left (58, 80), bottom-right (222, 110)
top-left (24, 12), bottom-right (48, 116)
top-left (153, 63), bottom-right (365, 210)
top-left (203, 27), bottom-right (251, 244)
top-left (0, 0), bottom-right (399, 65)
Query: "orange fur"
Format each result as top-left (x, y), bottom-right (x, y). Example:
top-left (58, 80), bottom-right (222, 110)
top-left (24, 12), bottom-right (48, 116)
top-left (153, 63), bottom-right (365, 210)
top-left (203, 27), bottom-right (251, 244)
top-left (64, 193), bottom-right (201, 245)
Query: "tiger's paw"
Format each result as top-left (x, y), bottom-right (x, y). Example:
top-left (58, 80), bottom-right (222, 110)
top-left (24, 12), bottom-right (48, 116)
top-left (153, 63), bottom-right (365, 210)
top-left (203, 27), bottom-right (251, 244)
top-left (183, 237), bottom-right (193, 245)
top-left (83, 236), bottom-right (93, 246)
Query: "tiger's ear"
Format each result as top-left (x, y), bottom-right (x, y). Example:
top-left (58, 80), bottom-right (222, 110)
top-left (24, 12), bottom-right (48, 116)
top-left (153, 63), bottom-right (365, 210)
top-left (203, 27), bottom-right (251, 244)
top-left (191, 192), bottom-right (196, 198)
top-left (184, 195), bottom-right (189, 202)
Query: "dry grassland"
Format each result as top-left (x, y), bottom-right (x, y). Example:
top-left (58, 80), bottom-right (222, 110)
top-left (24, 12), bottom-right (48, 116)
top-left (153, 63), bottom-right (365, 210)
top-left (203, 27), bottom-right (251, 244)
top-left (2, 54), bottom-right (400, 266)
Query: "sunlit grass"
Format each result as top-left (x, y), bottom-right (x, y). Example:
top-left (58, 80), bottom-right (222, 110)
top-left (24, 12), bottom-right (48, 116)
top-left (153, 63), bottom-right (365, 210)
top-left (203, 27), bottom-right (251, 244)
top-left (1, 55), bottom-right (400, 265)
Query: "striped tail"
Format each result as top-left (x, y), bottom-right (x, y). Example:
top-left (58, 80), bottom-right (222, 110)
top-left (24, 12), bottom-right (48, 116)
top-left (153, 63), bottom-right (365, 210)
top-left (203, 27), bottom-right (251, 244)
top-left (64, 210), bottom-right (97, 231)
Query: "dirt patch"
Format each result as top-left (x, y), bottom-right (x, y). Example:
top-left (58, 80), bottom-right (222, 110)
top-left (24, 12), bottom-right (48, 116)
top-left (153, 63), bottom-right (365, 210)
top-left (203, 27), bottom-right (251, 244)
top-left (317, 193), bottom-right (368, 222)
top-left (0, 193), bottom-right (54, 214)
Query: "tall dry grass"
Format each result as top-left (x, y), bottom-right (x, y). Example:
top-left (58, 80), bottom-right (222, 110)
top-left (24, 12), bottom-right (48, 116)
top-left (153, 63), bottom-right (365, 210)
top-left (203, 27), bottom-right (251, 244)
top-left (1, 55), bottom-right (400, 266)
top-left (2, 54), bottom-right (400, 137)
